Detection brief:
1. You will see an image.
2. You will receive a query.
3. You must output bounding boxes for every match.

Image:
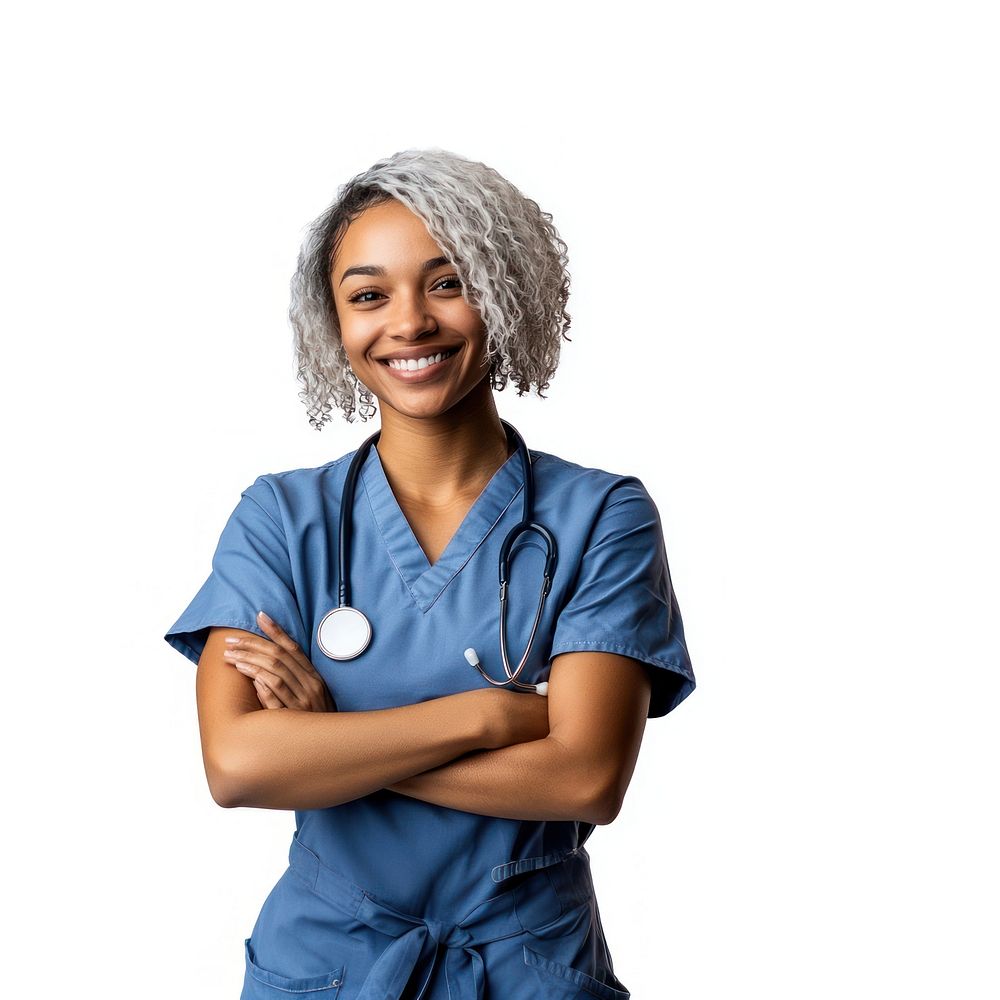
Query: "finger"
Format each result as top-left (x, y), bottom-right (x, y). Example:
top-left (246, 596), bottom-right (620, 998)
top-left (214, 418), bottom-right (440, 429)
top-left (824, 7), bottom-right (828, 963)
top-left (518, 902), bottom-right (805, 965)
top-left (256, 611), bottom-right (316, 673)
top-left (232, 658), bottom-right (286, 705)
top-left (253, 676), bottom-right (285, 710)
top-left (229, 626), bottom-right (318, 681)
top-left (223, 636), bottom-right (314, 708)
top-left (252, 669), bottom-right (301, 710)
top-left (223, 648), bottom-right (309, 708)
top-left (228, 620), bottom-right (330, 712)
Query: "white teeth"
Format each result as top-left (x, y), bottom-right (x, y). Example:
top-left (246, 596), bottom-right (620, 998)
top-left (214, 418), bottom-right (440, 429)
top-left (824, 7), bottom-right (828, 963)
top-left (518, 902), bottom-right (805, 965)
top-left (388, 350), bottom-right (452, 371)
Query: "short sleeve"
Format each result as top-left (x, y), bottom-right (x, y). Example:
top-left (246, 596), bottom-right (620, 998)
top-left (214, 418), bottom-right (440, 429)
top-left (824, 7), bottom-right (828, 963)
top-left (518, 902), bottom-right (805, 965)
top-left (548, 477), bottom-right (695, 718)
top-left (163, 477), bottom-right (308, 666)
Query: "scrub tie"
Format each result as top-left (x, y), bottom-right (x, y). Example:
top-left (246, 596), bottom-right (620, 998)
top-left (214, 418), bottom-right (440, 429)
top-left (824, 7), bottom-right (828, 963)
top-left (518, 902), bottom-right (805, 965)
top-left (353, 895), bottom-right (487, 1000)
top-left (288, 830), bottom-right (588, 1000)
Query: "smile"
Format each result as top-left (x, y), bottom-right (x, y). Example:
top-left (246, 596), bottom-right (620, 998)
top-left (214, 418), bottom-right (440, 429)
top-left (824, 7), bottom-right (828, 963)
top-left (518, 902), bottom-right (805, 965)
top-left (382, 347), bottom-right (460, 371)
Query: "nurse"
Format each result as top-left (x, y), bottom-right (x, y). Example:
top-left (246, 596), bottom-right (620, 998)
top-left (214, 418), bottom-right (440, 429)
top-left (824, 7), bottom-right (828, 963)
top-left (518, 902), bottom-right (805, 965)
top-left (164, 148), bottom-right (696, 1000)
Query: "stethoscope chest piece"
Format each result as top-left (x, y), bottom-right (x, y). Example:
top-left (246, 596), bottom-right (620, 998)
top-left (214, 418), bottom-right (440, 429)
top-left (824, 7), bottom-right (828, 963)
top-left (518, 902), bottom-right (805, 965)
top-left (317, 606), bottom-right (372, 661)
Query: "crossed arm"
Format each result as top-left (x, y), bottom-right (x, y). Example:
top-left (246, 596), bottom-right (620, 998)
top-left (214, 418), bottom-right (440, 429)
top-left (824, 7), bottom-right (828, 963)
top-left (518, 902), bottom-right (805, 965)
top-left (384, 654), bottom-right (651, 825)
top-left (196, 621), bottom-right (652, 826)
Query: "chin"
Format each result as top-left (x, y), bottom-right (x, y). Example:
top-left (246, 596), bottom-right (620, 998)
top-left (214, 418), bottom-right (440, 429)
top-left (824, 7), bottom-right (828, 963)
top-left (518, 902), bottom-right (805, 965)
top-left (380, 393), bottom-right (454, 420)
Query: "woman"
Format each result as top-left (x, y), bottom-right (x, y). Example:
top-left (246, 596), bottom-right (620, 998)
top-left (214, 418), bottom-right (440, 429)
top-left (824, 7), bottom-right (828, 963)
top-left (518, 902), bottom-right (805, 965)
top-left (164, 148), bottom-right (695, 1000)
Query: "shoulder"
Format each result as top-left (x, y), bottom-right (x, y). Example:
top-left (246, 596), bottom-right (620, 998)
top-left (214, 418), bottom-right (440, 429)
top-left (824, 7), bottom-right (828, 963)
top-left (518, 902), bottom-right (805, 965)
top-left (529, 447), bottom-right (654, 509)
top-left (249, 450), bottom-right (358, 491)
top-left (529, 449), bottom-right (667, 569)
top-left (238, 449), bottom-right (362, 524)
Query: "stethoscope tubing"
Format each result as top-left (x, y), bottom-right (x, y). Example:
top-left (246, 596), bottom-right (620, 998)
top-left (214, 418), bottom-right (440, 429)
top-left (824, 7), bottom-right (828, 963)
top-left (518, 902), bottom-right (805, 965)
top-left (337, 426), bottom-right (375, 612)
top-left (327, 419), bottom-right (556, 694)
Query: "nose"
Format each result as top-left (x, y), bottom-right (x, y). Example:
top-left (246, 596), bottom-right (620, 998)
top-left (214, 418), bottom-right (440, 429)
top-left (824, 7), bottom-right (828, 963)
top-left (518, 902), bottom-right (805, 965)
top-left (385, 289), bottom-right (437, 340)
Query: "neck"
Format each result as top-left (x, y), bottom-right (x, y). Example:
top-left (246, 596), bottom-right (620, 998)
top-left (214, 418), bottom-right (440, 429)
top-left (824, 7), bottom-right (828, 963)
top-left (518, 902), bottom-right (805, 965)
top-left (371, 380), bottom-right (512, 506)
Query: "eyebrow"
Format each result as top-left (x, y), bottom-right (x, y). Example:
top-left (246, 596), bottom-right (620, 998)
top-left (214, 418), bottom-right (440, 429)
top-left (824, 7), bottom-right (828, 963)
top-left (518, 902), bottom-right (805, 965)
top-left (339, 255), bottom-right (452, 287)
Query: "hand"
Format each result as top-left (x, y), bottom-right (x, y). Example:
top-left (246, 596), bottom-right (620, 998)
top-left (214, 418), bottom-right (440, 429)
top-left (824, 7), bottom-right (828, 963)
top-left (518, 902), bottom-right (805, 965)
top-left (478, 687), bottom-right (550, 749)
top-left (222, 610), bottom-right (337, 712)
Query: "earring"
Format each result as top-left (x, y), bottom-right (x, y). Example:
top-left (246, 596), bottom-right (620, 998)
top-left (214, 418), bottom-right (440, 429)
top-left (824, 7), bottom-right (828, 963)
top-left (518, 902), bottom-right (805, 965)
top-left (358, 387), bottom-right (377, 420)
top-left (346, 364), bottom-right (377, 421)
top-left (489, 356), bottom-right (506, 391)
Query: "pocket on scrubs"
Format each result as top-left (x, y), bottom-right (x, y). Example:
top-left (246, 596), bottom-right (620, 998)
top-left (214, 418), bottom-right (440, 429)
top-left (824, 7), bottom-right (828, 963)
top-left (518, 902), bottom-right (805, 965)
top-left (243, 937), bottom-right (345, 997)
top-left (522, 943), bottom-right (631, 999)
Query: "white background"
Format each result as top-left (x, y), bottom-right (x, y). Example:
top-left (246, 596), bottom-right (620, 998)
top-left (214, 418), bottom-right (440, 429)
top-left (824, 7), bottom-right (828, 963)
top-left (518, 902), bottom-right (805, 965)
top-left (3, 2), bottom-right (997, 997)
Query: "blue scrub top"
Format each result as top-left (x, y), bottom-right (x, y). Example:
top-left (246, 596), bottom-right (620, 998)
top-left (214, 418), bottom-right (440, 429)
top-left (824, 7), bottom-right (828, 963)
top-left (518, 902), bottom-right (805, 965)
top-left (164, 443), bottom-right (695, 920)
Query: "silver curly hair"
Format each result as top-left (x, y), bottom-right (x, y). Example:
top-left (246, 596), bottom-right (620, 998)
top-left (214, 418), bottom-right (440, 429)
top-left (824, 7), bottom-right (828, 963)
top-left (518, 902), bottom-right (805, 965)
top-left (289, 148), bottom-right (573, 428)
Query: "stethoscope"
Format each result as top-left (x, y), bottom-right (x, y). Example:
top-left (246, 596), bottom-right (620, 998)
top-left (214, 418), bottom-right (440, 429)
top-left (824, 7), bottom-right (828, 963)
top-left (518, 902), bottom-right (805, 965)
top-left (316, 419), bottom-right (557, 696)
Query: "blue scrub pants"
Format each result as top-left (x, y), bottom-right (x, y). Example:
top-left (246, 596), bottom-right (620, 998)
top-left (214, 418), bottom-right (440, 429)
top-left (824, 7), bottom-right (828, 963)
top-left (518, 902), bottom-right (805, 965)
top-left (240, 831), bottom-right (631, 1000)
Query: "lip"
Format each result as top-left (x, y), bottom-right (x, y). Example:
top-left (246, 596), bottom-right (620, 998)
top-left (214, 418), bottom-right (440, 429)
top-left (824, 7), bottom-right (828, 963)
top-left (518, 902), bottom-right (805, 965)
top-left (376, 345), bottom-right (461, 362)
top-left (377, 346), bottom-right (461, 384)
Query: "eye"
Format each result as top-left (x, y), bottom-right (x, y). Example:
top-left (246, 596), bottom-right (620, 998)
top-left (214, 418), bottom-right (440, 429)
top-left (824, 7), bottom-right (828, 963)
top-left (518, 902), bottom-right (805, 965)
top-left (347, 286), bottom-right (384, 304)
top-left (346, 276), bottom-right (462, 305)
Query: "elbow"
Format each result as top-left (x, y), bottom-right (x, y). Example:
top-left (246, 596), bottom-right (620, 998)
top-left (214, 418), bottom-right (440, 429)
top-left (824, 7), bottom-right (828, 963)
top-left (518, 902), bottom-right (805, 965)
top-left (204, 741), bottom-right (253, 809)
top-left (206, 766), bottom-right (244, 810)
top-left (576, 768), bottom-right (624, 827)
top-left (208, 775), bottom-right (244, 810)
top-left (551, 737), bottom-right (624, 826)
top-left (587, 786), bottom-right (624, 827)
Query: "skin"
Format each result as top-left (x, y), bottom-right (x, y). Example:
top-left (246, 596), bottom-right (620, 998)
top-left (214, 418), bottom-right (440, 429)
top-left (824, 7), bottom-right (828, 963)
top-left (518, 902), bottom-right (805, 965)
top-left (197, 198), bottom-right (652, 823)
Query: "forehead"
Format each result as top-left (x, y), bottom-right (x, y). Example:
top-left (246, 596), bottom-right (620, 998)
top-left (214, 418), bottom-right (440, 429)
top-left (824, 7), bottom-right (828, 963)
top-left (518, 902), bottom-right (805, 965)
top-left (332, 199), bottom-right (442, 277)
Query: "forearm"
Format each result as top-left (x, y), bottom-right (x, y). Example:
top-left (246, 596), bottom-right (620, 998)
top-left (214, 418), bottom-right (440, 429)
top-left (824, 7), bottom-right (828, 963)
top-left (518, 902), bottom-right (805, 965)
top-left (212, 693), bottom-right (487, 810)
top-left (387, 735), bottom-right (608, 825)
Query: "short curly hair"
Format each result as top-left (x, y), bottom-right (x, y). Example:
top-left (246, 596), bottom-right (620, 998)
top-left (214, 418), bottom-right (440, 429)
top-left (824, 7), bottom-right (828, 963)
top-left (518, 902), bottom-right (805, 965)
top-left (289, 147), bottom-right (573, 428)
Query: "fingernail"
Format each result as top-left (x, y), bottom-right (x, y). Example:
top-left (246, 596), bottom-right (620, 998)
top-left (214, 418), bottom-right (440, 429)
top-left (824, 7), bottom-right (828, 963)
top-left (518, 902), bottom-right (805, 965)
top-left (258, 611), bottom-right (273, 625)
top-left (225, 637), bottom-right (240, 645)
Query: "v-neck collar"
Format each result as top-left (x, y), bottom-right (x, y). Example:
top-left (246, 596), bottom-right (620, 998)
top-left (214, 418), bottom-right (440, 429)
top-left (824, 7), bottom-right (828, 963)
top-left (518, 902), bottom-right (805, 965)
top-left (359, 442), bottom-right (528, 613)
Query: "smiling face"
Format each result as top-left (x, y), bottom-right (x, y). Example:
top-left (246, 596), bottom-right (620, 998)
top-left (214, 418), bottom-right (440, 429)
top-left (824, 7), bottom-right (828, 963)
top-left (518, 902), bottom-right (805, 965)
top-left (330, 198), bottom-right (492, 421)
